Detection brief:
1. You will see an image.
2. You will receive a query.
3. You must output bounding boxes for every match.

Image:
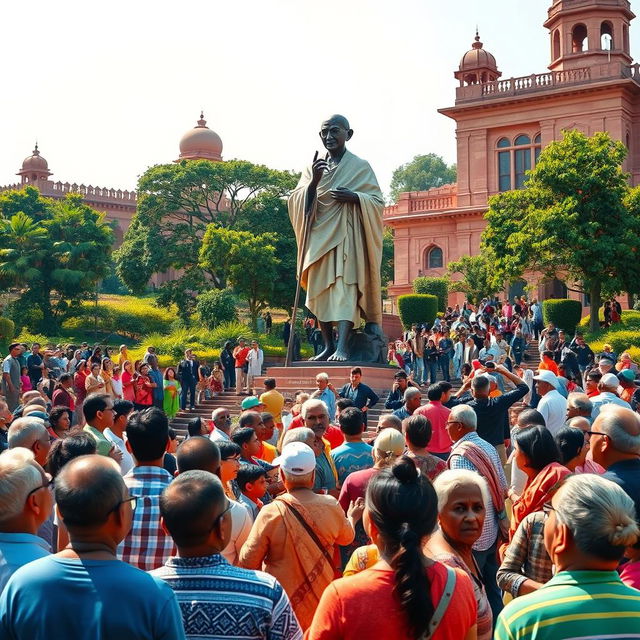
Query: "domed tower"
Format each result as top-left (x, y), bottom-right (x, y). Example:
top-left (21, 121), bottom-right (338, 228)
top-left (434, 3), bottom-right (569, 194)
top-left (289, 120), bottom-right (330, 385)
top-left (454, 31), bottom-right (502, 86)
top-left (177, 112), bottom-right (223, 162)
top-left (17, 143), bottom-right (52, 185)
top-left (545, 0), bottom-right (635, 71)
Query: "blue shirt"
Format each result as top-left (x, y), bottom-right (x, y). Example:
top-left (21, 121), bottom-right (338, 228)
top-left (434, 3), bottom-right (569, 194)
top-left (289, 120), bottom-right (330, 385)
top-left (151, 554), bottom-right (302, 640)
top-left (0, 555), bottom-right (185, 639)
top-left (330, 441), bottom-right (374, 485)
top-left (315, 388), bottom-right (337, 422)
top-left (0, 533), bottom-right (50, 593)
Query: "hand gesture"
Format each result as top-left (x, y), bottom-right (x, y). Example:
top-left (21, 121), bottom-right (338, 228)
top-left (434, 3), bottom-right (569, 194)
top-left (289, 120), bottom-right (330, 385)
top-left (311, 151), bottom-right (328, 186)
top-left (330, 187), bottom-right (359, 203)
top-left (109, 445), bottom-right (123, 464)
top-left (347, 497), bottom-right (365, 523)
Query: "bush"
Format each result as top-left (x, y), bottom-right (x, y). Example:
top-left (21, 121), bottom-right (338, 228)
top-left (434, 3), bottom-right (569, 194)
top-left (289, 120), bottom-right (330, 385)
top-left (6, 301), bottom-right (43, 334)
top-left (580, 309), bottom-right (640, 331)
top-left (412, 277), bottom-right (449, 312)
top-left (0, 317), bottom-right (15, 344)
top-left (397, 294), bottom-right (438, 329)
top-left (589, 329), bottom-right (640, 357)
top-left (196, 289), bottom-right (238, 328)
top-left (201, 322), bottom-right (255, 349)
top-left (542, 299), bottom-right (583, 334)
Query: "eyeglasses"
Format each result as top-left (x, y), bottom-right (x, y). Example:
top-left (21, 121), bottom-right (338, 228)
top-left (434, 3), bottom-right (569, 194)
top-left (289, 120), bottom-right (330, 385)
top-left (446, 420), bottom-right (462, 426)
top-left (106, 496), bottom-right (137, 516)
top-left (26, 473), bottom-right (54, 499)
top-left (211, 500), bottom-right (233, 530)
top-left (584, 430), bottom-right (608, 440)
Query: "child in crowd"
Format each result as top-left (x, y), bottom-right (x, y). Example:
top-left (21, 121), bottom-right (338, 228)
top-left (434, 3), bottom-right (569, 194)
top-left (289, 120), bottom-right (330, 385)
top-left (210, 361), bottom-right (224, 396)
top-left (19, 366), bottom-right (32, 393)
top-left (236, 464), bottom-right (268, 521)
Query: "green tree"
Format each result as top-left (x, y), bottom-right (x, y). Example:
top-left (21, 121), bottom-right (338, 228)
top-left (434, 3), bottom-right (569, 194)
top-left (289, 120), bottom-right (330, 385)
top-left (115, 159), bottom-right (298, 320)
top-left (447, 254), bottom-right (501, 304)
top-left (482, 130), bottom-right (640, 333)
top-left (196, 288), bottom-right (238, 328)
top-left (389, 154), bottom-right (456, 202)
top-left (200, 227), bottom-right (280, 328)
top-left (381, 229), bottom-right (394, 299)
top-left (0, 187), bottom-right (114, 331)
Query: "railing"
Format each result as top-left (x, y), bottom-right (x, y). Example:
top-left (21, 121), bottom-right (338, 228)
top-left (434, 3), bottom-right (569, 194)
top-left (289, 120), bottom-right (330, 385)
top-left (481, 67), bottom-right (591, 97)
top-left (384, 184), bottom-right (457, 219)
top-left (0, 179), bottom-right (137, 203)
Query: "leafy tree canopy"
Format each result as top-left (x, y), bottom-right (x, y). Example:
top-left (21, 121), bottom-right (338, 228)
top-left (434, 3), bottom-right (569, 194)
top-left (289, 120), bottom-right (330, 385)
top-left (0, 186), bottom-right (114, 331)
top-left (447, 254), bottom-right (502, 305)
top-left (389, 153), bottom-right (456, 202)
top-left (482, 130), bottom-right (640, 332)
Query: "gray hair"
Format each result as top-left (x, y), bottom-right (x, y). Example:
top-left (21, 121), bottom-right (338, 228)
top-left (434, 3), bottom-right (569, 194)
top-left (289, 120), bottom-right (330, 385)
top-left (300, 398), bottom-right (328, 420)
top-left (555, 474), bottom-right (639, 558)
top-left (449, 404), bottom-right (477, 431)
top-left (211, 407), bottom-right (228, 421)
top-left (315, 372), bottom-right (329, 382)
top-left (471, 375), bottom-right (491, 392)
top-left (377, 414), bottom-right (402, 430)
top-left (596, 406), bottom-right (640, 455)
top-left (403, 387), bottom-right (422, 402)
top-left (0, 449), bottom-right (42, 524)
top-left (282, 427), bottom-right (315, 449)
top-left (433, 469), bottom-right (490, 514)
top-left (567, 392), bottom-right (593, 415)
top-left (8, 418), bottom-right (48, 450)
top-left (567, 416), bottom-right (591, 432)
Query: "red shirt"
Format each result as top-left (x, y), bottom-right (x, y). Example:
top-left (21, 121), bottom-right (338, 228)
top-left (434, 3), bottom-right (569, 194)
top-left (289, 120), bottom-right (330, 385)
top-left (135, 375), bottom-right (153, 406)
top-left (233, 346), bottom-right (250, 367)
top-left (338, 467), bottom-right (379, 512)
top-left (52, 387), bottom-right (75, 410)
top-left (415, 401), bottom-right (451, 454)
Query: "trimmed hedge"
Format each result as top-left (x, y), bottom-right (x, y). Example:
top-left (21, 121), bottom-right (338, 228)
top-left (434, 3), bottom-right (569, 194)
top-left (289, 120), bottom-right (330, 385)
top-left (398, 294), bottom-right (438, 329)
top-left (413, 277), bottom-right (449, 312)
top-left (196, 289), bottom-right (238, 328)
top-left (542, 299), bottom-right (583, 334)
top-left (0, 317), bottom-right (15, 343)
top-left (588, 329), bottom-right (640, 357)
top-left (580, 309), bottom-right (640, 330)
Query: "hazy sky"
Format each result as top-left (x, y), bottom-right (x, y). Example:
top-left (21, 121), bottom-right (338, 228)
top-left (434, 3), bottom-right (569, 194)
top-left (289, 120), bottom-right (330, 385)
top-left (2, 0), bottom-right (637, 196)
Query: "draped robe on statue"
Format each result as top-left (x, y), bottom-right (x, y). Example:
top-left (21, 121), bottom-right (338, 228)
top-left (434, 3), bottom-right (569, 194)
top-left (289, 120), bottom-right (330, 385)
top-left (288, 151), bottom-right (384, 327)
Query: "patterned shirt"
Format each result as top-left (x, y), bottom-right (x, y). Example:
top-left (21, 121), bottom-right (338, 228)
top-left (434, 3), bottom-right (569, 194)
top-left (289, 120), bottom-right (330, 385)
top-left (118, 466), bottom-right (175, 570)
top-left (448, 431), bottom-right (507, 551)
top-left (496, 511), bottom-right (552, 597)
top-left (151, 553), bottom-right (302, 640)
top-left (330, 441), bottom-right (373, 485)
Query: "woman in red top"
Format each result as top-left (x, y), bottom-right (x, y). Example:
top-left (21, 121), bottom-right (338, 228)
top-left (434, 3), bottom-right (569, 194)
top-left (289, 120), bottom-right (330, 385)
top-left (121, 360), bottom-right (137, 403)
top-left (72, 360), bottom-right (89, 427)
top-left (134, 363), bottom-right (155, 410)
top-left (306, 457), bottom-right (477, 640)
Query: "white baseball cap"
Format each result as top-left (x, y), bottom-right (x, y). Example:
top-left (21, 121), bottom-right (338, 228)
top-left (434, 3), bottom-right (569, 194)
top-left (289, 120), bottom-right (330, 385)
top-left (533, 370), bottom-right (559, 389)
top-left (272, 442), bottom-right (316, 475)
top-left (600, 372), bottom-right (621, 389)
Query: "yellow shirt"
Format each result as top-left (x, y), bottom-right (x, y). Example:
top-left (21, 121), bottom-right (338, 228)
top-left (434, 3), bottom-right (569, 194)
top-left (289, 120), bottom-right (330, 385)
top-left (343, 544), bottom-right (379, 577)
top-left (258, 441), bottom-right (277, 463)
top-left (260, 389), bottom-right (285, 426)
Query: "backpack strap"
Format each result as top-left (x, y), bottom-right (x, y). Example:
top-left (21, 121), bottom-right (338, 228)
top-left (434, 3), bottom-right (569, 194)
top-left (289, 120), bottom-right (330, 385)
top-left (421, 565), bottom-right (457, 640)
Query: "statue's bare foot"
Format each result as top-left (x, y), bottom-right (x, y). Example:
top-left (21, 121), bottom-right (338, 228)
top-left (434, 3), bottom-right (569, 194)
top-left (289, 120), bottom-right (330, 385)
top-left (328, 348), bottom-right (349, 362)
top-left (310, 346), bottom-right (335, 361)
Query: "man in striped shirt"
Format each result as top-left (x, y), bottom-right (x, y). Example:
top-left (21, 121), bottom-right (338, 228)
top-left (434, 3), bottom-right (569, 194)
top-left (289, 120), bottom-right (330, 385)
top-left (118, 407), bottom-right (175, 570)
top-left (152, 470), bottom-right (302, 640)
top-left (495, 474), bottom-right (640, 640)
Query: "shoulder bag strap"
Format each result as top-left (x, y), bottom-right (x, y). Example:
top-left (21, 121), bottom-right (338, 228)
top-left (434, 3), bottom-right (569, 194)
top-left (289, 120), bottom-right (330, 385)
top-left (420, 565), bottom-right (457, 640)
top-left (280, 499), bottom-right (335, 569)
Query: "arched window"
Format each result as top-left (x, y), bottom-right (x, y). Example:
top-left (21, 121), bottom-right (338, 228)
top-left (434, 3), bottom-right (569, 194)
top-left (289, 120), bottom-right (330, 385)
top-left (624, 24), bottom-right (630, 54)
top-left (572, 24), bottom-right (588, 52)
top-left (601, 21), bottom-right (613, 50)
top-left (553, 29), bottom-right (561, 60)
top-left (497, 135), bottom-right (543, 192)
top-left (534, 134), bottom-right (542, 163)
top-left (427, 246), bottom-right (443, 269)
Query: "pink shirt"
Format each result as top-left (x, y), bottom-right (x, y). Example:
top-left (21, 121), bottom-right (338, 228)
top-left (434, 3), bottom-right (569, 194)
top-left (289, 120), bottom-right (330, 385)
top-left (620, 560), bottom-right (640, 590)
top-left (415, 401), bottom-right (452, 454)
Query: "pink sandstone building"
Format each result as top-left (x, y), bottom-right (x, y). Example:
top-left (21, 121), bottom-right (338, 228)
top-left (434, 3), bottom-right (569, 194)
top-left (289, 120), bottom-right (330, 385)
top-left (385, 0), bottom-right (640, 308)
top-left (0, 113), bottom-right (224, 284)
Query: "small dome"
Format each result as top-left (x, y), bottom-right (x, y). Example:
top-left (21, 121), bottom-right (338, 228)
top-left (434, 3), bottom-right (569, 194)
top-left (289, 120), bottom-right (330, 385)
top-left (21, 144), bottom-right (50, 172)
top-left (178, 112), bottom-right (223, 161)
top-left (459, 31), bottom-right (499, 72)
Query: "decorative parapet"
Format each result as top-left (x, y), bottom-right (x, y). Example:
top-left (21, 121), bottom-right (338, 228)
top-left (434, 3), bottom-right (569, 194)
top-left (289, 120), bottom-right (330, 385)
top-left (454, 61), bottom-right (640, 104)
top-left (0, 180), bottom-right (137, 204)
top-left (384, 184), bottom-right (457, 220)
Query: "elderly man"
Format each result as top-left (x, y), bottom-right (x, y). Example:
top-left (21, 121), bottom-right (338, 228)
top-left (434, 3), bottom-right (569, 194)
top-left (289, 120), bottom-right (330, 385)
top-left (7, 417), bottom-right (51, 467)
top-left (591, 373), bottom-right (631, 419)
top-left (446, 404), bottom-right (508, 621)
top-left (392, 387), bottom-right (422, 420)
top-left (590, 405), bottom-right (640, 517)
top-left (2, 343), bottom-right (22, 412)
top-left (309, 372), bottom-right (339, 421)
top-left (0, 455), bottom-right (185, 639)
top-left (300, 399), bottom-right (339, 495)
top-left (152, 470), bottom-right (302, 639)
top-left (239, 442), bottom-right (354, 630)
top-left (566, 392), bottom-right (593, 421)
top-left (0, 449), bottom-right (52, 592)
top-left (0, 399), bottom-right (11, 452)
top-left (533, 370), bottom-right (567, 436)
top-left (288, 115), bottom-right (384, 362)
top-left (209, 408), bottom-right (232, 443)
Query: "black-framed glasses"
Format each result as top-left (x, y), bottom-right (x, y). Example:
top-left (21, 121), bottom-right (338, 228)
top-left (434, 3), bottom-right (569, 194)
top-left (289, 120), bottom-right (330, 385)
top-left (26, 473), bottom-right (54, 499)
top-left (106, 496), bottom-right (137, 516)
top-left (585, 430), bottom-right (608, 439)
top-left (211, 500), bottom-right (233, 530)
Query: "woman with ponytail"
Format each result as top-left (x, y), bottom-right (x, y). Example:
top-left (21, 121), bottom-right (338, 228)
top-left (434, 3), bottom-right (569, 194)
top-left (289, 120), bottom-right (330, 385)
top-left (495, 474), bottom-right (640, 640)
top-left (306, 456), bottom-right (477, 640)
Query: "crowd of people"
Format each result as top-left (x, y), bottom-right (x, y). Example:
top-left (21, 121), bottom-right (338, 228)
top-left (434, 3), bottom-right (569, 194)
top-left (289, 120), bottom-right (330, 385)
top-left (1, 297), bottom-right (640, 638)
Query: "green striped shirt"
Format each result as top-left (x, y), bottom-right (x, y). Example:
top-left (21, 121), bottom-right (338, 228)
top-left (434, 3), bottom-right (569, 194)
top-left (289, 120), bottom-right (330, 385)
top-left (494, 570), bottom-right (640, 640)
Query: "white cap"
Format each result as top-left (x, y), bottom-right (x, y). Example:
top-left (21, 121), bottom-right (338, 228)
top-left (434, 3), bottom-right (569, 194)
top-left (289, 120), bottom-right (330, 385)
top-left (600, 372), bottom-right (620, 389)
top-left (533, 370), bottom-right (559, 389)
top-left (272, 442), bottom-right (316, 475)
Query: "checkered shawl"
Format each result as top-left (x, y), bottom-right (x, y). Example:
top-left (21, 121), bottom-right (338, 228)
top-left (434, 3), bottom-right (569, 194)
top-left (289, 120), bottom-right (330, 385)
top-left (118, 466), bottom-right (175, 570)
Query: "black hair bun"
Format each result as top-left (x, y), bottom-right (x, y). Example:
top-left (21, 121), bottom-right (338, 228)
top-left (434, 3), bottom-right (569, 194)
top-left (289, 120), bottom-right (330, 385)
top-left (391, 456), bottom-right (419, 484)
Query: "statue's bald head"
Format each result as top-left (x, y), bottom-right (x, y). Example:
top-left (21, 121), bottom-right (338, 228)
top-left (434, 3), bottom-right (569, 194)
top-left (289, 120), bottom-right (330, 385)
top-left (323, 114), bottom-right (350, 130)
top-left (55, 455), bottom-right (125, 529)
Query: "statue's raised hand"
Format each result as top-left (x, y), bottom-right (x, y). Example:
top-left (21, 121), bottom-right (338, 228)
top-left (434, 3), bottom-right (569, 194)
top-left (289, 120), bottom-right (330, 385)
top-left (310, 151), bottom-right (329, 186)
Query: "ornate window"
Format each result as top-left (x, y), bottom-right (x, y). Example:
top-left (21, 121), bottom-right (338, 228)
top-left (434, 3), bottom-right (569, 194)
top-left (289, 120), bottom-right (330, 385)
top-left (553, 29), bottom-right (561, 60)
top-left (572, 24), bottom-right (588, 52)
top-left (426, 246), bottom-right (443, 269)
top-left (496, 134), bottom-right (542, 192)
top-left (601, 21), bottom-right (613, 50)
